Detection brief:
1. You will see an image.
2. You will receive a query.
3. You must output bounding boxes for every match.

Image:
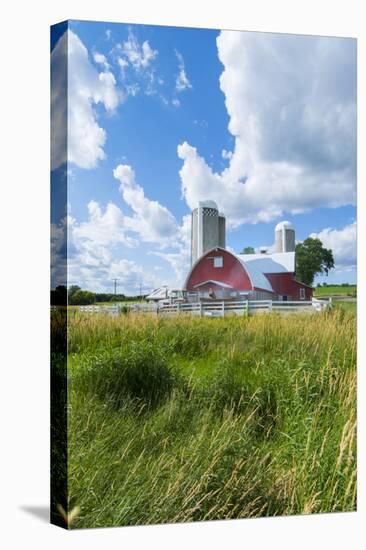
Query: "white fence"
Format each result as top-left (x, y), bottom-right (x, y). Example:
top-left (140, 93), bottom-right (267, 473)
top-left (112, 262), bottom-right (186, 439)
top-left (78, 304), bottom-right (121, 315)
top-left (71, 298), bottom-right (331, 317)
top-left (77, 303), bottom-right (157, 315)
top-left (157, 299), bottom-right (331, 317)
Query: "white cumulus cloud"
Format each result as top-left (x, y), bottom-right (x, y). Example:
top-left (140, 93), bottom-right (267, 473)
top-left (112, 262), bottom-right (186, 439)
top-left (51, 218), bottom-right (67, 288)
top-left (66, 196), bottom-right (187, 292)
top-left (310, 221), bottom-right (356, 271)
top-left (68, 252), bottom-right (157, 294)
top-left (152, 249), bottom-right (191, 287)
top-left (119, 30), bottom-right (158, 70)
top-left (112, 165), bottom-right (191, 285)
top-left (51, 31), bottom-right (67, 172)
top-left (93, 52), bottom-right (110, 69)
top-left (175, 50), bottom-right (192, 92)
top-left (51, 30), bottom-right (121, 171)
top-left (177, 31), bottom-right (356, 226)
top-left (66, 165), bottom-right (192, 291)
top-left (67, 202), bottom-right (158, 292)
top-left (113, 164), bottom-right (178, 244)
top-left (72, 200), bottom-right (136, 248)
top-left (150, 213), bottom-right (192, 284)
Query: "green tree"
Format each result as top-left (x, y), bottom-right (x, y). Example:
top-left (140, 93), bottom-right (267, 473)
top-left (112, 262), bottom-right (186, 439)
top-left (68, 285), bottom-right (81, 301)
top-left (69, 289), bottom-right (95, 305)
top-left (295, 238), bottom-right (334, 286)
top-left (241, 246), bottom-right (255, 254)
top-left (51, 285), bottom-right (67, 306)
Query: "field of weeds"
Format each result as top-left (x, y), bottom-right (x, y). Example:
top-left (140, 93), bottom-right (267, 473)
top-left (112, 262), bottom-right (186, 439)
top-left (53, 308), bottom-right (356, 528)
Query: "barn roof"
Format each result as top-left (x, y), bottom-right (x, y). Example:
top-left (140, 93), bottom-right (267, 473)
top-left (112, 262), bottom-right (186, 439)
top-left (237, 251), bottom-right (295, 274)
top-left (146, 286), bottom-right (169, 300)
top-left (237, 259), bottom-right (274, 292)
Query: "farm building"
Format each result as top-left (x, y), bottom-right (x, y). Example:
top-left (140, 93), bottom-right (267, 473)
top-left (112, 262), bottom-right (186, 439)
top-left (184, 202), bottom-right (312, 302)
top-left (184, 247), bottom-right (312, 302)
top-left (146, 201), bottom-right (313, 304)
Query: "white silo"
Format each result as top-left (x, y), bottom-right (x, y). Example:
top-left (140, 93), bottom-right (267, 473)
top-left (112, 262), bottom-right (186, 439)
top-left (274, 221), bottom-right (296, 253)
top-left (218, 212), bottom-right (226, 249)
top-left (191, 201), bottom-right (225, 265)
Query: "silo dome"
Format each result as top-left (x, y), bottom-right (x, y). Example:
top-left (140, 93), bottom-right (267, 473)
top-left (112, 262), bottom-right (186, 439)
top-left (275, 220), bottom-right (294, 232)
top-left (274, 220), bottom-right (295, 253)
top-left (198, 200), bottom-right (218, 210)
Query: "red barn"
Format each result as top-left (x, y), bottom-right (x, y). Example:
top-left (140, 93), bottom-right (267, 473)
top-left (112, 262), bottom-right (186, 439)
top-left (184, 247), bottom-right (312, 302)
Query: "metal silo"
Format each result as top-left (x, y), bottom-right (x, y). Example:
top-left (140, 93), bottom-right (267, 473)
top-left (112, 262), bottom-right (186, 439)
top-left (274, 221), bottom-right (295, 253)
top-left (218, 213), bottom-right (226, 249)
top-left (191, 200), bottom-right (222, 264)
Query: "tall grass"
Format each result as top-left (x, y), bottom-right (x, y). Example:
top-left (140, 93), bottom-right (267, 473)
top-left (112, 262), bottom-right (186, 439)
top-left (63, 309), bottom-right (356, 528)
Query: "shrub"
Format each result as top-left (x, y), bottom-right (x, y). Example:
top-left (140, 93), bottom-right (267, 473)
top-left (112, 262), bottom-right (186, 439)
top-left (74, 342), bottom-right (174, 411)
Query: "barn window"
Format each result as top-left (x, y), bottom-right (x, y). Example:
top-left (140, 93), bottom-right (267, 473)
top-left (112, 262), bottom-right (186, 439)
top-left (300, 288), bottom-right (305, 300)
top-left (214, 256), bottom-right (223, 268)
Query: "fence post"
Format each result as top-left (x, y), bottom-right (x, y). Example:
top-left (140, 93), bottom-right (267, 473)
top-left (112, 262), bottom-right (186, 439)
top-left (269, 300), bottom-right (273, 312)
top-left (199, 301), bottom-right (202, 317)
top-left (222, 301), bottom-right (225, 317)
top-left (177, 302), bottom-right (180, 314)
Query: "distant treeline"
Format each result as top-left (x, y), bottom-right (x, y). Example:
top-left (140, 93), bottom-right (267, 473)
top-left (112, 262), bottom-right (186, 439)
top-left (51, 285), bottom-right (147, 306)
top-left (316, 282), bottom-right (356, 288)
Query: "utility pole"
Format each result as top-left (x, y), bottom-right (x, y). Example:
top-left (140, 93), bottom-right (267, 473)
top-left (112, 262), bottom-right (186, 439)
top-left (112, 278), bottom-right (119, 296)
top-left (138, 280), bottom-right (151, 302)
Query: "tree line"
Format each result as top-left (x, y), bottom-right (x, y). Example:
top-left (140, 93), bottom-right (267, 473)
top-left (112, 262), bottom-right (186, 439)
top-left (51, 285), bottom-right (147, 306)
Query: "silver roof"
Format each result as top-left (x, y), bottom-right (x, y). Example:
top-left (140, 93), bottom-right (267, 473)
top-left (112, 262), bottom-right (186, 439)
top-left (237, 251), bottom-right (295, 274)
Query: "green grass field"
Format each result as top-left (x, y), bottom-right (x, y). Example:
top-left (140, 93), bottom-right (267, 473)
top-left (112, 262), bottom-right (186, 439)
top-left (334, 301), bottom-right (357, 314)
top-left (54, 308), bottom-right (356, 528)
top-left (82, 300), bottom-right (143, 306)
top-left (314, 285), bottom-right (356, 297)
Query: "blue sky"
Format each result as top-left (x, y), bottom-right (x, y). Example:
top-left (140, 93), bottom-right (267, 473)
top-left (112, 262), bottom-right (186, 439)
top-left (51, 20), bottom-right (357, 293)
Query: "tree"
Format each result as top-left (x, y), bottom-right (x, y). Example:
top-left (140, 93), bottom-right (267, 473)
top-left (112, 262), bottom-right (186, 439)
top-left (68, 289), bottom-right (95, 305)
top-left (295, 238), bottom-right (334, 286)
top-left (68, 285), bottom-right (81, 301)
top-left (94, 293), bottom-right (126, 303)
top-left (241, 246), bottom-right (255, 254)
top-left (51, 285), bottom-right (67, 306)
